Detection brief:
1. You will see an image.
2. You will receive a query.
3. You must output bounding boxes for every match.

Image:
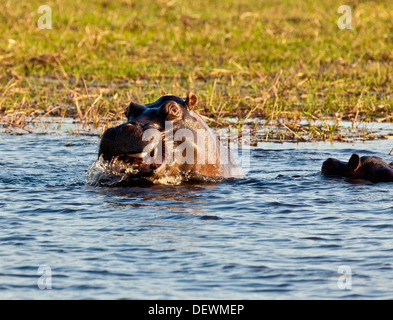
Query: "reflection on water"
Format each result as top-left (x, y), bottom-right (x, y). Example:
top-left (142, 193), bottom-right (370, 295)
top-left (92, 184), bottom-right (219, 216)
top-left (0, 133), bottom-right (393, 299)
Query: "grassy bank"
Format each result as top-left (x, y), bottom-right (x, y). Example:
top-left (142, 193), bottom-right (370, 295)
top-left (1, 0), bottom-right (393, 138)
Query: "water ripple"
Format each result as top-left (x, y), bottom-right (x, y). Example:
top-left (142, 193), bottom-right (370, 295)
top-left (0, 135), bottom-right (393, 299)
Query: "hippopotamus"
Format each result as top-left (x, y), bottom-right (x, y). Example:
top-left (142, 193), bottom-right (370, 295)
top-left (321, 153), bottom-right (393, 183)
top-left (97, 92), bottom-right (243, 185)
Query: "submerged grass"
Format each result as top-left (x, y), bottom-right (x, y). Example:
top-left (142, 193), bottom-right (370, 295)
top-left (1, 0), bottom-right (393, 140)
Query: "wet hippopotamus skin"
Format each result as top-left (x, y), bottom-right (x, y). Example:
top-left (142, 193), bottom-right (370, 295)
top-left (98, 92), bottom-right (243, 183)
top-left (321, 153), bottom-right (393, 183)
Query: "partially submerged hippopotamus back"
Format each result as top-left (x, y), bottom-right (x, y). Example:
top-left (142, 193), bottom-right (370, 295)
top-left (321, 153), bottom-right (393, 183)
top-left (93, 92), bottom-right (243, 185)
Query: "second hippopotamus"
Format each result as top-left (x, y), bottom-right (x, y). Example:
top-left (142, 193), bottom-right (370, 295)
top-left (321, 153), bottom-right (393, 183)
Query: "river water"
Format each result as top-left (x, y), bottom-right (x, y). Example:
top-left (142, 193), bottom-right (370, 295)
top-left (0, 132), bottom-right (393, 299)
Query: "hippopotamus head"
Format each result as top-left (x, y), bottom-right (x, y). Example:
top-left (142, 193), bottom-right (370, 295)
top-left (321, 153), bottom-right (393, 183)
top-left (98, 92), bottom-right (243, 183)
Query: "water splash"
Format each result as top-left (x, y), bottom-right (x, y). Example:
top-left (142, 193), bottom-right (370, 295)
top-left (85, 156), bottom-right (225, 186)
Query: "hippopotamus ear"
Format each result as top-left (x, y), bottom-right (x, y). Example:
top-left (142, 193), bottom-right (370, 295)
top-left (389, 161), bottom-right (393, 168)
top-left (125, 104), bottom-right (132, 118)
top-left (184, 92), bottom-right (198, 110)
top-left (125, 102), bottom-right (145, 119)
top-left (347, 153), bottom-right (361, 173)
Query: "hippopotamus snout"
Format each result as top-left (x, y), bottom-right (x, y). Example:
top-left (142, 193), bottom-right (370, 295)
top-left (99, 123), bottom-right (146, 161)
top-left (321, 158), bottom-right (346, 176)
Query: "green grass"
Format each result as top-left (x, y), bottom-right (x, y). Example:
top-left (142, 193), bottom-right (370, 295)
top-left (1, 0), bottom-right (393, 137)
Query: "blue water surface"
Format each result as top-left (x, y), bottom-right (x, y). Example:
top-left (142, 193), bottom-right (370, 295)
top-left (0, 133), bottom-right (393, 299)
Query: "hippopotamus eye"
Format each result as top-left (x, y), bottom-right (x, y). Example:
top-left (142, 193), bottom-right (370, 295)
top-left (164, 102), bottom-right (182, 120)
